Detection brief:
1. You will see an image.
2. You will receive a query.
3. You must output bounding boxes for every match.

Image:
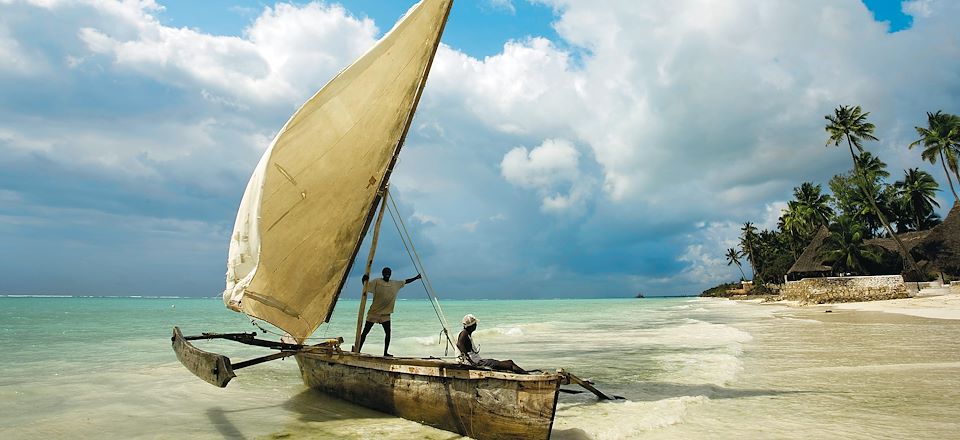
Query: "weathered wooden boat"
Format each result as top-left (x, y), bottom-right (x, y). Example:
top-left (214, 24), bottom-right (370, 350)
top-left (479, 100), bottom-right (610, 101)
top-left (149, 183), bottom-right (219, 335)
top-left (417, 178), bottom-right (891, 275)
top-left (172, 326), bottom-right (610, 439)
top-left (296, 349), bottom-right (565, 439)
top-left (171, 1), bottom-right (616, 438)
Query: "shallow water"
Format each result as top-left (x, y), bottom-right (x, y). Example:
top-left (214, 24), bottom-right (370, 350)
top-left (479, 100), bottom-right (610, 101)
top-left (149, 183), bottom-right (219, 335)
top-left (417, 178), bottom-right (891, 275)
top-left (1, 296), bottom-right (958, 439)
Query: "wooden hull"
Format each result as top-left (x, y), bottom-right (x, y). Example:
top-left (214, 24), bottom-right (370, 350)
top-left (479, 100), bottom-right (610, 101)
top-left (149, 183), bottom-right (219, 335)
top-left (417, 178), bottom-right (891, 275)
top-left (295, 347), bottom-right (562, 440)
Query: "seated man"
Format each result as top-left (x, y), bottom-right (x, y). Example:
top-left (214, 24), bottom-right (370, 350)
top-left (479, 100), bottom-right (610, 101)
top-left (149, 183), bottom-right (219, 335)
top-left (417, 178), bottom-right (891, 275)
top-left (456, 314), bottom-right (527, 374)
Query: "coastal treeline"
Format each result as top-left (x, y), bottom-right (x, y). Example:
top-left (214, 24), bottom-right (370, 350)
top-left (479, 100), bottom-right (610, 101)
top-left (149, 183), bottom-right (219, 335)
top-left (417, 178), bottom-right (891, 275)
top-left (726, 106), bottom-right (959, 286)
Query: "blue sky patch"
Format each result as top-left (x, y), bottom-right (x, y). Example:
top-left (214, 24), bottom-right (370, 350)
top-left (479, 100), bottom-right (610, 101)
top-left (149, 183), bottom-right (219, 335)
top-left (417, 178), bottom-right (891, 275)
top-left (158, 0), bottom-right (560, 58)
top-left (862, 0), bottom-right (913, 32)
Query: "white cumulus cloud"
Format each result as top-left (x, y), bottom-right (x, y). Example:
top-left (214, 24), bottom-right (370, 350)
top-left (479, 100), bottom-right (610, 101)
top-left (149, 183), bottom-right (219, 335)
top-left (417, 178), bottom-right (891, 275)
top-left (500, 138), bottom-right (593, 213)
top-left (2, 0), bottom-right (960, 296)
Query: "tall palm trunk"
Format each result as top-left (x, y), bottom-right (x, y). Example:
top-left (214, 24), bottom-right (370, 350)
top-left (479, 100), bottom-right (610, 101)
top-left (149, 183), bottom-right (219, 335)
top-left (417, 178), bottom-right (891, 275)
top-left (753, 246), bottom-right (763, 282)
top-left (847, 140), bottom-right (922, 279)
top-left (939, 150), bottom-right (960, 202)
top-left (744, 245), bottom-right (758, 281)
top-left (915, 207), bottom-right (922, 233)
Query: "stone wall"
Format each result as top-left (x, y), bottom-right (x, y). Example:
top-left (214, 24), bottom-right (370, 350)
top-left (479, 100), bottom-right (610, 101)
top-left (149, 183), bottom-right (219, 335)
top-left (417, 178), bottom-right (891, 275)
top-left (782, 275), bottom-right (909, 305)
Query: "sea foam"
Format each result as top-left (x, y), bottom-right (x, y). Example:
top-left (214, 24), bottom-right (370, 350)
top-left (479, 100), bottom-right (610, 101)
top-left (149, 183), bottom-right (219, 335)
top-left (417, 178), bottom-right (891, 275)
top-left (553, 396), bottom-right (709, 439)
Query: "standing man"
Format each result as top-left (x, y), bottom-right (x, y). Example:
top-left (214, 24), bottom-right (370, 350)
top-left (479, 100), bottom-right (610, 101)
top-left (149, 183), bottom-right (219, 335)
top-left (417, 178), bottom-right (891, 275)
top-left (356, 267), bottom-right (421, 356)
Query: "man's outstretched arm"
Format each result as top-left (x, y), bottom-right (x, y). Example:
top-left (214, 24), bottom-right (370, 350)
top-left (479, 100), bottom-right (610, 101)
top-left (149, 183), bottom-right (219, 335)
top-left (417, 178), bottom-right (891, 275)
top-left (404, 274), bottom-right (422, 285)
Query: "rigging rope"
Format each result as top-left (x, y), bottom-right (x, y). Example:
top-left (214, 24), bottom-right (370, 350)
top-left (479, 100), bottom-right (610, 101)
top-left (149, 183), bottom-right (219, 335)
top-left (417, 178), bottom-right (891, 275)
top-left (239, 191), bottom-right (455, 351)
top-left (385, 192), bottom-right (455, 355)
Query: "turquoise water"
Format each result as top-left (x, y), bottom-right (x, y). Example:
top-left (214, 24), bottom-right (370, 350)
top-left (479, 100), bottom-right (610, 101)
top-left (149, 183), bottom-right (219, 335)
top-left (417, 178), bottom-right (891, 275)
top-left (2, 296), bottom-right (958, 439)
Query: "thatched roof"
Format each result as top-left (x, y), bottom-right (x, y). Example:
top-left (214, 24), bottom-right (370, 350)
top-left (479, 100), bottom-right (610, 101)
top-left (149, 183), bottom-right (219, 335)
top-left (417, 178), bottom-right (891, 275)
top-left (787, 215), bottom-right (944, 274)
top-left (864, 230), bottom-right (929, 253)
top-left (787, 225), bottom-right (832, 274)
top-left (914, 202), bottom-right (960, 276)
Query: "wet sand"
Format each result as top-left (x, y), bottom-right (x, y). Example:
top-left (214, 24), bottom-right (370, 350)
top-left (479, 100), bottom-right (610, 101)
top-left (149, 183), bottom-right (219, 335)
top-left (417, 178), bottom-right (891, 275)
top-left (643, 299), bottom-right (960, 439)
top-left (830, 292), bottom-right (960, 320)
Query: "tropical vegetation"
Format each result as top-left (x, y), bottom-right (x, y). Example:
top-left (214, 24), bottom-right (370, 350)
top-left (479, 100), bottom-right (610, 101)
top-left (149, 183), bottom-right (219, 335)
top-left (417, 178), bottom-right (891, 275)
top-left (725, 248), bottom-right (746, 281)
top-left (910, 111), bottom-right (960, 202)
top-left (724, 106), bottom-right (956, 288)
top-left (825, 105), bottom-right (922, 278)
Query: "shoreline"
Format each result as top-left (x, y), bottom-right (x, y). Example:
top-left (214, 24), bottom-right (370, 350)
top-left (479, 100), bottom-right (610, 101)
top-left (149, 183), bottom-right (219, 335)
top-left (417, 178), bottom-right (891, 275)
top-left (731, 292), bottom-right (960, 321)
top-left (830, 292), bottom-right (960, 320)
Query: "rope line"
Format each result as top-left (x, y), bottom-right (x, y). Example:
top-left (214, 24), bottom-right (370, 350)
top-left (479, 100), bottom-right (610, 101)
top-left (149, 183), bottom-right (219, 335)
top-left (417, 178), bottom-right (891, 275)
top-left (385, 196), bottom-right (453, 352)
top-left (238, 192), bottom-right (454, 351)
top-left (385, 192), bottom-right (455, 354)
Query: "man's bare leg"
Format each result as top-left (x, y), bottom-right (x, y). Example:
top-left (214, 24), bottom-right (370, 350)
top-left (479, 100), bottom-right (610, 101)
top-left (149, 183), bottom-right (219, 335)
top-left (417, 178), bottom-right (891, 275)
top-left (382, 321), bottom-right (392, 357)
top-left (357, 320), bottom-right (375, 352)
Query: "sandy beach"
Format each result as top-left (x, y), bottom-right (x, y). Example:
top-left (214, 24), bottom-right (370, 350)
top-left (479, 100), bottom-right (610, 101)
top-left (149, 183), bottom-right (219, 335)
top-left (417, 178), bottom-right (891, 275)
top-left (756, 292), bottom-right (960, 321)
top-left (828, 292), bottom-right (960, 320)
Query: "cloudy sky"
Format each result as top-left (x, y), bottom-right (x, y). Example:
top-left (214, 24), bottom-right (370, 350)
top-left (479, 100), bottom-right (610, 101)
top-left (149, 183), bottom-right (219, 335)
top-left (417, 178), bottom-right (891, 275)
top-left (2, 0), bottom-right (958, 298)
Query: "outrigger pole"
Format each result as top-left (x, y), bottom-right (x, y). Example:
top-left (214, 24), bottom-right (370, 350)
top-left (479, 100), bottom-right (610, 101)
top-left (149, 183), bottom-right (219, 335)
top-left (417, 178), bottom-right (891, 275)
top-left (559, 369), bottom-right (624, 400)
top-left (171, 326), bottom-right (341, 388)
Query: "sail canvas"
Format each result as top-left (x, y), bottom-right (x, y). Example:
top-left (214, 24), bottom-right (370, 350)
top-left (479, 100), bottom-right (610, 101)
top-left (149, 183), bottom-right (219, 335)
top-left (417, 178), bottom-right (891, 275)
top-left (223, 0), bottom-right (452, 342)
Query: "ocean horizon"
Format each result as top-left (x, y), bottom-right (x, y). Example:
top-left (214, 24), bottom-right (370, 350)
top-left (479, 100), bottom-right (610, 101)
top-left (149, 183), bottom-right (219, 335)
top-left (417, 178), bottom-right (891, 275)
top-left (2, 296), bottom-right (958, 439)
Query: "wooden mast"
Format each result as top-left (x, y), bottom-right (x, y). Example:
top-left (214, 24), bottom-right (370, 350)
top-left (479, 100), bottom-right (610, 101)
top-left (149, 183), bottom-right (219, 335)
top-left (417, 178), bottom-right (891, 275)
top-left (353, 189), bottom-right (390, 352)
top-left (323, 0), bottom-right (454, 325)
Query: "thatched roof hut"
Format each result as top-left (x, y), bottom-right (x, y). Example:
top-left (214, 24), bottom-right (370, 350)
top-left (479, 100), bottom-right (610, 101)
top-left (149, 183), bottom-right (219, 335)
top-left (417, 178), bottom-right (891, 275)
top-left (787, 225), bottom-right (832, 277)
top-left (864, 230), bottom-right (929, 253)
top-left (787, 203), bottom-right (960, 279)
top-left (913, 202), bottom-right (960, 277)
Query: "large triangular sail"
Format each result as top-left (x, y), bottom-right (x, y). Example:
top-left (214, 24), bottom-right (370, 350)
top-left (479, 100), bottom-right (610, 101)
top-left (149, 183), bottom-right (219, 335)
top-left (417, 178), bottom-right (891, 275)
top-left (223, 0), bottom-right (453, 342)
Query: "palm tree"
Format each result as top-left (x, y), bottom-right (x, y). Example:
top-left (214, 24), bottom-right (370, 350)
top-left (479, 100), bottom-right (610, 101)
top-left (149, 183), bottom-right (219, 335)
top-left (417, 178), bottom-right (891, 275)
top-left (910, 111), bottom-right (960, 202)
top-left (819, 217), bottom-right (882, 276)
top-left (725, 247), bottom-right (746, 281)
top-left (740, 222), bottom-right (759, 281)
top-left (855, 151), bottom-right (890, 183)
top-left (793, 182), bottom-right (834, 228)
top-left (855, 151), bottom-right (899, 232)
top-left (825, 105), bottom-right (922, 279)
top-left (779, 201), bottom-right (812, 258)
top-left (894, 168), bottom-right (940, 231)
top-left (883, 184), bottom-right (913, 233)
top-left (842, 176), bottom-right (885, 236)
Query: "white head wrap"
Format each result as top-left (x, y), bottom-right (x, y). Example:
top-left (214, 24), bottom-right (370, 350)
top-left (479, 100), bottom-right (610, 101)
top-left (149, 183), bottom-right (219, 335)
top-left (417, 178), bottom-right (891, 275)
top-left (462, 314), bottom-right (478, 327)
